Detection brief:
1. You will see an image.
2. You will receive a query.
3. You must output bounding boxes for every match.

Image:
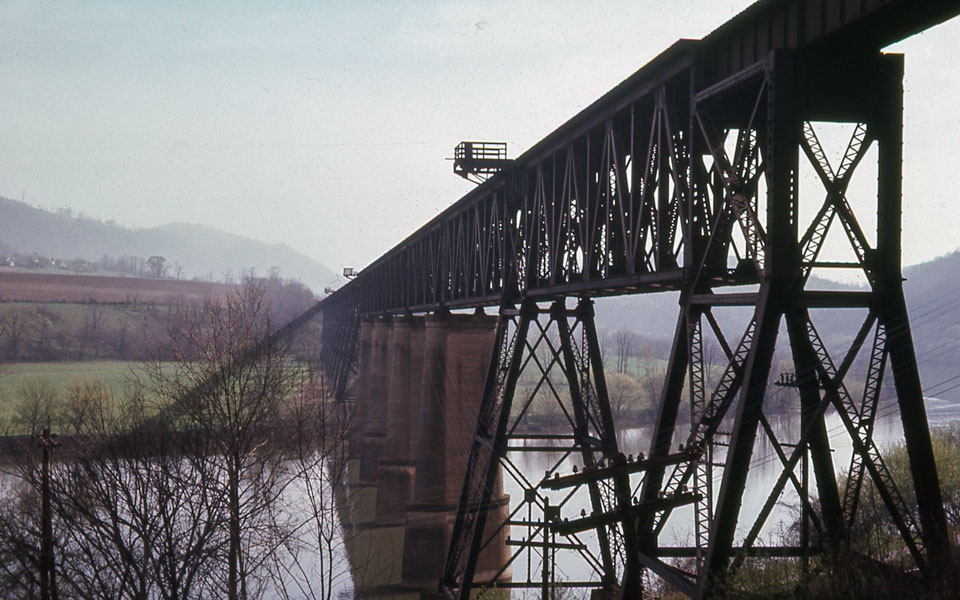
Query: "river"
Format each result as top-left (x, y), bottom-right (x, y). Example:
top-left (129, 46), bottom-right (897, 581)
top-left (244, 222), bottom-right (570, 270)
top-left (499, 396), bottom-right (960, 588)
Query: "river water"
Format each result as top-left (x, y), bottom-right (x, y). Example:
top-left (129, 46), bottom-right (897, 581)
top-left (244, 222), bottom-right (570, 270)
top-left (499, 396), bottom-right (960, 588)
top-left (9, 397), bottom-right (953, 598)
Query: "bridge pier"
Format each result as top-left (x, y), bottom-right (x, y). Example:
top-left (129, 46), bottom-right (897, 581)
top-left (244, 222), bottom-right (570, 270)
top-left (344, 316), bottom-right (392, 581)
top-left (375, 315), bottom-right (425, 525)
top-left (358, 317), bottom-right (392, 486)
top-left (402, 312), bottom-right (510, 593)
top-left (349, 316), bottom-right (374, 465)
top-left (343, 312), bottom-right (510, 598)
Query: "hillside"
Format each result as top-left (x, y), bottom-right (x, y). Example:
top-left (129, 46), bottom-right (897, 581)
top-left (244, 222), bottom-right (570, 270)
top-left (594, 272), bottom-right (861, 339)
top-left (0, 196), bottom-right (337, 292)
top-left (903, 251), bottom-right (960, 401)
top-left (592, 252), bottom-right (960, 401)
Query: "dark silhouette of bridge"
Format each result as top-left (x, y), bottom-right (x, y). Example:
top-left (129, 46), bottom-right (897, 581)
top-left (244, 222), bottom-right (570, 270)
top-left (310, 1), bottom-right (960, 597)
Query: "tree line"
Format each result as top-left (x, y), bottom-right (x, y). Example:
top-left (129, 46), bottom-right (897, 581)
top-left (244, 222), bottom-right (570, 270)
top-left (0, 282), bottom-right (356, 600)
top-left (4, 252), bottom-right (177, 279)
top-left (0, 274), bottom-right (318, 363)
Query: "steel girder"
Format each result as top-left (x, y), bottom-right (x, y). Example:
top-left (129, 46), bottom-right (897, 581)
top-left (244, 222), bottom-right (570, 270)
top-left (440, 298), bottom-right (643, 599)
top-left (302, 2), bottom-right (960, 597)
top-left (440, 49), bottom-right (949, 599)
top-left (639, 51), bottom-right (947, 598)
top-left (313, 1), bottom-right (960, 317)
top-left (306, 47), bottom-right (953, 598)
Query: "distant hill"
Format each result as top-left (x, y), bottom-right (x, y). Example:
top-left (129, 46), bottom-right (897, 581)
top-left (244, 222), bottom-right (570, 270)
top-left (594, 273), bottom-right (859, 340)
top-left (0, 196), bottom-right (337, 292)
top-left (903, 251), bottom-right (960, 401)
top-left (592, 252), bottom-right (960, 401)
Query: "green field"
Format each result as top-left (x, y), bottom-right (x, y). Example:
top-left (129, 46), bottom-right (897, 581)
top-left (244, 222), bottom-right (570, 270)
top-left (0, 360), bottom-right (142, 407)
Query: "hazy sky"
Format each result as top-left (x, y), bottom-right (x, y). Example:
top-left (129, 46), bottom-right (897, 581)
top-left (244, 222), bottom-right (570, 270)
top-left (1, 1), bottom-right (958, 279)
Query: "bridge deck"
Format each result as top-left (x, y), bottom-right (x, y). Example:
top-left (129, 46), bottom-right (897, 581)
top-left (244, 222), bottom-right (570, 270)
top-left (320, 0), bottom-right (959, 317)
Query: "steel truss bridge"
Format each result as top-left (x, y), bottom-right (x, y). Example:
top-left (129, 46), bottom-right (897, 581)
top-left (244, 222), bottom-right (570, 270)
top-left (315, 1), bottom-right (960, 597)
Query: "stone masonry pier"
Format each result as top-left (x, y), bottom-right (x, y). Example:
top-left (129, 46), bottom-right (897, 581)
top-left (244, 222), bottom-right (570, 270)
top-left (344, 311), bottom-right (510, 598)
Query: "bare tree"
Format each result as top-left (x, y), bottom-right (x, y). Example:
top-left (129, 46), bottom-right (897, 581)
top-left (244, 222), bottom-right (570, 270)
top-left (263, 369), bottom-right (356, 600)
top-left (57, 377), bottom-right (108, 435)
top-left (146, 282), bottom-right (306, 600)
top-left (0, 281), bottom-right (354, 600)
top-left (0, 475), bottom-right (42, 598)
top-left (147, 255), bottom-right (167, 278)
top-left (702, 336), bottom-right (722, 391)
top-left (113, 313), bottom-right (130, 359)
top-left (613, 329), bottom-right (637, 374)
top-left (45, 391), bottom-right (227, 600)
top-left (79, 305), bottom-right (106, 359)
top-left (639, 361), bottom-right (666, 420)
top-left (12, 379), bottom-right (58, 436)
top-left (1, 306), bottom-right (33, 360)
top-left (30, 307), bottom-right (57, 360)
top-left (606, 371), bottom-right (647, 423)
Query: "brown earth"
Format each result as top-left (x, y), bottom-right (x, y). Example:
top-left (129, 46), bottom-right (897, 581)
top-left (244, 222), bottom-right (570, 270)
top-left (0, 269), bottom-right (236, 304)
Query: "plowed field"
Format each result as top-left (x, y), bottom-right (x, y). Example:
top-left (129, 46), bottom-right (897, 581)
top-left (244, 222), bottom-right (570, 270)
top-left (0, 270), bottom-right (234, 304)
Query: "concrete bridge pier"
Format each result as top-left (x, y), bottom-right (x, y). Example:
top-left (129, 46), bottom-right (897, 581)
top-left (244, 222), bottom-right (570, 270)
top-left (375, 315), bottom-right (426, 525)
top-left (401, 312), bottom-right (510, 594)
top-left (348, 315), bottom-right (375, 465)
top-left (347, 316), bottom-right (392, 533)
top-left (344, 311), bottom-right (511, 598)
top-left (359, 316), bottom-right (392, 485)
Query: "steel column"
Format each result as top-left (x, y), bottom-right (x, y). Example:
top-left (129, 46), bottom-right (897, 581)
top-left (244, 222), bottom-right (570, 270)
top-left (873, 53), bottom-right (950, 574)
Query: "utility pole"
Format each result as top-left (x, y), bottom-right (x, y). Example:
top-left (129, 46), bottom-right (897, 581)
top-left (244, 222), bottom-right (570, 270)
top-left (38, 428), bottom-right (59, 600)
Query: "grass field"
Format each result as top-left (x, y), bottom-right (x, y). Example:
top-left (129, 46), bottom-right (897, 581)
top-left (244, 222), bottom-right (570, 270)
top-left (0, 360), bottom-right (143, 407)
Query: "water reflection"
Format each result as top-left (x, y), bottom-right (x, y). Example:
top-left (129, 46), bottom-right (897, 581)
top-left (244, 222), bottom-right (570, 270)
top-left (497, 397), bottom-right (960, 588)
top-left (338, 397), bottom-right (960, 596)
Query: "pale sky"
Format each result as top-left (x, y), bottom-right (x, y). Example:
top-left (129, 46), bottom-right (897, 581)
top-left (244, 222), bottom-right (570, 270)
top-left (1, 1), bottom-right (958, 275)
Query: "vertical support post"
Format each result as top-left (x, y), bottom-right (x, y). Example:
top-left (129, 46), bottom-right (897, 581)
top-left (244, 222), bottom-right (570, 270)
top-left (581, 299), bottom-right (643, 597)
top-left (699, 283), bottom-right (781, 596)
top-left (359, 316), bottom-right (392, 484)
top-left (699, 50), bottom-right (797, 597)
top-left (874, 53), bottom-right (950, 572)
top-left (637, 295), bottom-right (691, 550)
top-left (351, 316), bottom-right (375, 457)
top-left (448, 301), bottom-right (533, 600)
top-left (555, 301), bottom-right (617, 587)
top-left (542, 497), bottom-right (551, 600)
top-left (801, 437), bottom-right (809, 573)
top-left (333, 312), bottom-right (360, 403)
top-left (786, 310), bottom-right (843, 546)
top-left (555, 298), bottom-right (641, 595)
top-left (39, 429), bottom-right (57, 600)
top-left (376, 315), bottom-right (424, 525)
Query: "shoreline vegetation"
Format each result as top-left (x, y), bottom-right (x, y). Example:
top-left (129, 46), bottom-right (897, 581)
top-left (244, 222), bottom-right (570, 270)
top-left (0, 281), bottom-right (355, 600)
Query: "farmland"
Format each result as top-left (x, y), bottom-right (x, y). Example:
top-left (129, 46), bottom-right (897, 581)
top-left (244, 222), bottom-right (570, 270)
top-left (0, 271), bottom-right (317, 363)
top-left (0, 270), bottom-right (321, 436)
top-left (0, 269), bottom-right (235, 304)
top-left (0, 360), bottom-right (141, 400)
top-left (0, 360), bottom-right (145, 427)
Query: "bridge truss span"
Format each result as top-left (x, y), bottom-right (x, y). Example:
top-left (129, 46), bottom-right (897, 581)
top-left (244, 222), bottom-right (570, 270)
top-left (314, 1), bottom-right (960, 597)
